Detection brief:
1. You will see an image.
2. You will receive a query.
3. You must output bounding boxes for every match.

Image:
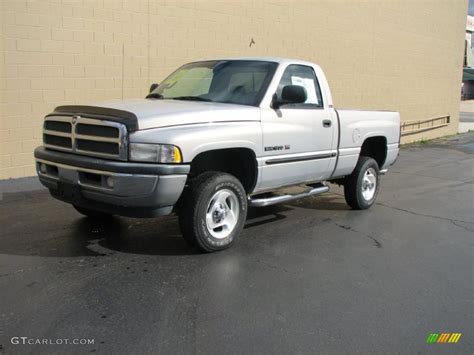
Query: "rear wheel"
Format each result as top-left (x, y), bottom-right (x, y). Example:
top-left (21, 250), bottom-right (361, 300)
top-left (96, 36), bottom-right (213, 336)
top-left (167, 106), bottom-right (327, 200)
top-left (73, 205), bottom-right (113, 219)
top-left (344, 156), bottom-right (380, 210)
top-left (179, 172), bottom-right (247, 252)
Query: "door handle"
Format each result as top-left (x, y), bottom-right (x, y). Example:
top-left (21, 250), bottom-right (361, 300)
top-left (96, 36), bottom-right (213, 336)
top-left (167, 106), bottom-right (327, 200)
top-left (322, 119), bottom-right (332, 128)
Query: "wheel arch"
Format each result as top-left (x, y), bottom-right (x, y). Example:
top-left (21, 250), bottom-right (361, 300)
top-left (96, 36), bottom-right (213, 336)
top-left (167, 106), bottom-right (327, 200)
top-left (359, 136), bottom-right (387, 169)
top-left (189, 147), bottom-right (259, 193)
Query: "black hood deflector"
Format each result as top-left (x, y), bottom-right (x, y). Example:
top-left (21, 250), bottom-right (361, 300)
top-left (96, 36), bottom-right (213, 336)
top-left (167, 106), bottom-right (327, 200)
top-left (47, 105), bottom-right (139, 132)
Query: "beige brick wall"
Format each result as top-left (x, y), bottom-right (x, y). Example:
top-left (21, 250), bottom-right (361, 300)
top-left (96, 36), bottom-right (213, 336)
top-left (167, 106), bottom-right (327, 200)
top-left (0, 0), bottom-right (467, 179)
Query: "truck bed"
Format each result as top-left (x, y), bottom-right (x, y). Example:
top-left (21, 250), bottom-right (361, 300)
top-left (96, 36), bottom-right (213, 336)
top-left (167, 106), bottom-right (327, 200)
top-left (331, 109), bottom-right (400, 178)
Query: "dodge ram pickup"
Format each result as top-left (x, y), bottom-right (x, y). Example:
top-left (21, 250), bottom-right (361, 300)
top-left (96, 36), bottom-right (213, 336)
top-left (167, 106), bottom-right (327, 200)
top-left (34, 57), bottom-right (400, 252)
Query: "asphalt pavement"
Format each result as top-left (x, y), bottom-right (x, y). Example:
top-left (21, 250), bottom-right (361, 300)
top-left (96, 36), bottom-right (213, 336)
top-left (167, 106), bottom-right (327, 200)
top-left (0, 133), bottom-right (473, 354)
top-left (460, 112), bottom-right (474, 123)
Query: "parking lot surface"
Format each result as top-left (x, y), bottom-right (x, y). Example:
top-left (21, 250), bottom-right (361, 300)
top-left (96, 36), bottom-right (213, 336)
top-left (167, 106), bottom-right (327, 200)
top-left (0, 133), bottom-right (473, 354)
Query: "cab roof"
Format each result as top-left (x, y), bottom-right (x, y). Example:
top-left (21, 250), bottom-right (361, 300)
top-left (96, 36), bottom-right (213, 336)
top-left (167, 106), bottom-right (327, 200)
top-left (192, 57), bottom-right (320, 68)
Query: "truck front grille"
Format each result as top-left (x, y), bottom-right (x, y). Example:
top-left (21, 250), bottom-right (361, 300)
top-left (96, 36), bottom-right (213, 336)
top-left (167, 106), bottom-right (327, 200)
top-left (43, 116), bottom-right (128, 160)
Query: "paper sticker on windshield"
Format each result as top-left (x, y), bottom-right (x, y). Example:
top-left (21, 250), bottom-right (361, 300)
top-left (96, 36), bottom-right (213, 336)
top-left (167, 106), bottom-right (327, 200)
top-left (291, 76), bottom-right (318, 104)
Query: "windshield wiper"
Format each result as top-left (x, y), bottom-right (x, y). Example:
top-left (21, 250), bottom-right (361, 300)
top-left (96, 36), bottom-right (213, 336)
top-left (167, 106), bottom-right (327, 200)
top-left (146, 93), bottom-right (164, 99)
top-left (171, 96), bottom-right (212, 102)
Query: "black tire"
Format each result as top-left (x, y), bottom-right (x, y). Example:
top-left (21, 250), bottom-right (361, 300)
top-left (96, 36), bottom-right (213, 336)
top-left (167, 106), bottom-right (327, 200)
top-left (344, 156), bottom-right (380, 210)
top-left (178, 172), bottom-right (248, 252)
top-left (73, 205), bottom-right (113, 219)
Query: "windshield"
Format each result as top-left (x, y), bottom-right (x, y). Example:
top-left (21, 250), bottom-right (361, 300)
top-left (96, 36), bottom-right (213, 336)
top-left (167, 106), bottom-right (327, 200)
top-left (148, 60), bottom-right (278, 106)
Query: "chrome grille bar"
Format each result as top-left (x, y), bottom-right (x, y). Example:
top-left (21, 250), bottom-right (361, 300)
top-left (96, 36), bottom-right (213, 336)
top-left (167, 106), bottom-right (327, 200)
top-left (43, 129), bottom-right (71, 138)
top-left (43, 115), bottom-right (128, 161)
top-left (74, 134), bottom-right (119, 143)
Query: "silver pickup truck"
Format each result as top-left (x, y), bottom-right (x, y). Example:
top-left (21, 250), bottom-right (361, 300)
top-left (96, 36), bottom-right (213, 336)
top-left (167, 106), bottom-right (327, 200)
top-left (34, 57), bottom-right (400, 252)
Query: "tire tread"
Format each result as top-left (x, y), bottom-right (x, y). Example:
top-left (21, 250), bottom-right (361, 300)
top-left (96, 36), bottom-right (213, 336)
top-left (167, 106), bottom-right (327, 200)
top-left (179, 171), bottom-right (247, 252)
top-left (344, 156), bottom-right (379, 210)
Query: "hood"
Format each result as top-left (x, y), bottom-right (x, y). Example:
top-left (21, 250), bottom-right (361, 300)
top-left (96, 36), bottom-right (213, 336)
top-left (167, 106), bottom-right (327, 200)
top-left (90, 98), bottom-right (260, 130)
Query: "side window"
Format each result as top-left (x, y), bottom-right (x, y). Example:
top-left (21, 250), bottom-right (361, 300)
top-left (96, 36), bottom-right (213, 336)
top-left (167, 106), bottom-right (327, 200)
top-left (276, 65), bottom-right (323, 107)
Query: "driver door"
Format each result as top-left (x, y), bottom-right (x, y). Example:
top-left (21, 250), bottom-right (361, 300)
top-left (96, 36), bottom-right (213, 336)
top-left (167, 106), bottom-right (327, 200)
top-left (259, 64), bottom-right (336, 190)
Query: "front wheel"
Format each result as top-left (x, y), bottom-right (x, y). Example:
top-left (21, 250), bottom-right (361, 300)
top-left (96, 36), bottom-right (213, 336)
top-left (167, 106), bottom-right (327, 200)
top-left (179, 172), bottom-right (248, 252)
top-left (344, 156), bottom-right (380, 210)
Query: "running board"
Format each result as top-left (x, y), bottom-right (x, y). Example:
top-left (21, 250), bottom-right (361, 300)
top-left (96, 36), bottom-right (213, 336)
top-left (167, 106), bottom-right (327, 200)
top-left (249, 184), bottom-right (329, 207)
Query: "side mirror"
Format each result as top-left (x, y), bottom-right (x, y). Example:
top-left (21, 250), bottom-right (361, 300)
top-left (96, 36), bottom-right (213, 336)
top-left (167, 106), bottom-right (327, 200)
top-left (272, 85), bottom-right (307, 109)
top-left (282, 85), bottom-right (307, 103)
top-left (149, 83), bottom-right (159, 93)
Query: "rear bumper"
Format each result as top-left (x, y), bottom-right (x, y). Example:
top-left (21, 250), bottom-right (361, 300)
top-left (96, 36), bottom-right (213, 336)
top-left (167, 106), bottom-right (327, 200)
top-left (34, 146), bottom-right (189, 217)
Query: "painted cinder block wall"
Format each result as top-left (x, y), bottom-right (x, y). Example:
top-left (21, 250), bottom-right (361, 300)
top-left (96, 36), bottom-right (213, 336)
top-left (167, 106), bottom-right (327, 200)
top-left (0, 0), bottom-right (467, 179)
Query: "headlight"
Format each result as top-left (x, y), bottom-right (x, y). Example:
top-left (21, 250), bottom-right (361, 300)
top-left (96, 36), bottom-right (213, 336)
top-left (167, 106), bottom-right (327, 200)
top-left (129, 143), bottom-right (182, 163)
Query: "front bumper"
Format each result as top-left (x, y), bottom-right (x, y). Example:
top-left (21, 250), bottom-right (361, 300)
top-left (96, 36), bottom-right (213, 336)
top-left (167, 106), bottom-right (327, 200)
top-left (34, 146), bottom-right (189, 217)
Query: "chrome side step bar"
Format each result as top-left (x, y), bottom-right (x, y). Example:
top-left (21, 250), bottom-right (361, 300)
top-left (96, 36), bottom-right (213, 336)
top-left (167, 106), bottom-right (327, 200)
top-left (249, 184), bottom-right (329, 207)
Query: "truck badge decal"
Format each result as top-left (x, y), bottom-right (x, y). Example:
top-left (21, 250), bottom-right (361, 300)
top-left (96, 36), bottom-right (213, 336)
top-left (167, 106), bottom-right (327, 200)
top-left (265, 145), bottom-right (291, 151)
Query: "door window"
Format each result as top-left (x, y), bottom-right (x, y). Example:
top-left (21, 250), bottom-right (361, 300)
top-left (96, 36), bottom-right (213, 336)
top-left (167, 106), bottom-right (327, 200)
top-left (276, 65), bottom-right (323, 107)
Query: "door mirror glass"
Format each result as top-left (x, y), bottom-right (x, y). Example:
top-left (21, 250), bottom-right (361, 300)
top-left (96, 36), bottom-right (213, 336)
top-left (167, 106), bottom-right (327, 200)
top-left (282, 85), bottom-right (307, 103)
top-left (272, 85), bottom-right (307, 108)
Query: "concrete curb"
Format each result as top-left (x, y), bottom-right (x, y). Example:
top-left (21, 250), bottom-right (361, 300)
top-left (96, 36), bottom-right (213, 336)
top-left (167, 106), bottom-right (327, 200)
top-left (0, 176), bottom-right (44, 194)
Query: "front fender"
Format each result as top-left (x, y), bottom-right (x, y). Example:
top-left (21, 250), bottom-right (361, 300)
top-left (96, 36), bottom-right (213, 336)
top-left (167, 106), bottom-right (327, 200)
top-left (129, 121), bottom-right (262, 162)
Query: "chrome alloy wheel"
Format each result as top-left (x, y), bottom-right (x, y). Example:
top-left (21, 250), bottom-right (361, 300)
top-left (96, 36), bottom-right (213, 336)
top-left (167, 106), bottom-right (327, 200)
top-left (205, 189), bottom-right (240, 239)
top-left (361, 167), bottom-right (377, 201)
